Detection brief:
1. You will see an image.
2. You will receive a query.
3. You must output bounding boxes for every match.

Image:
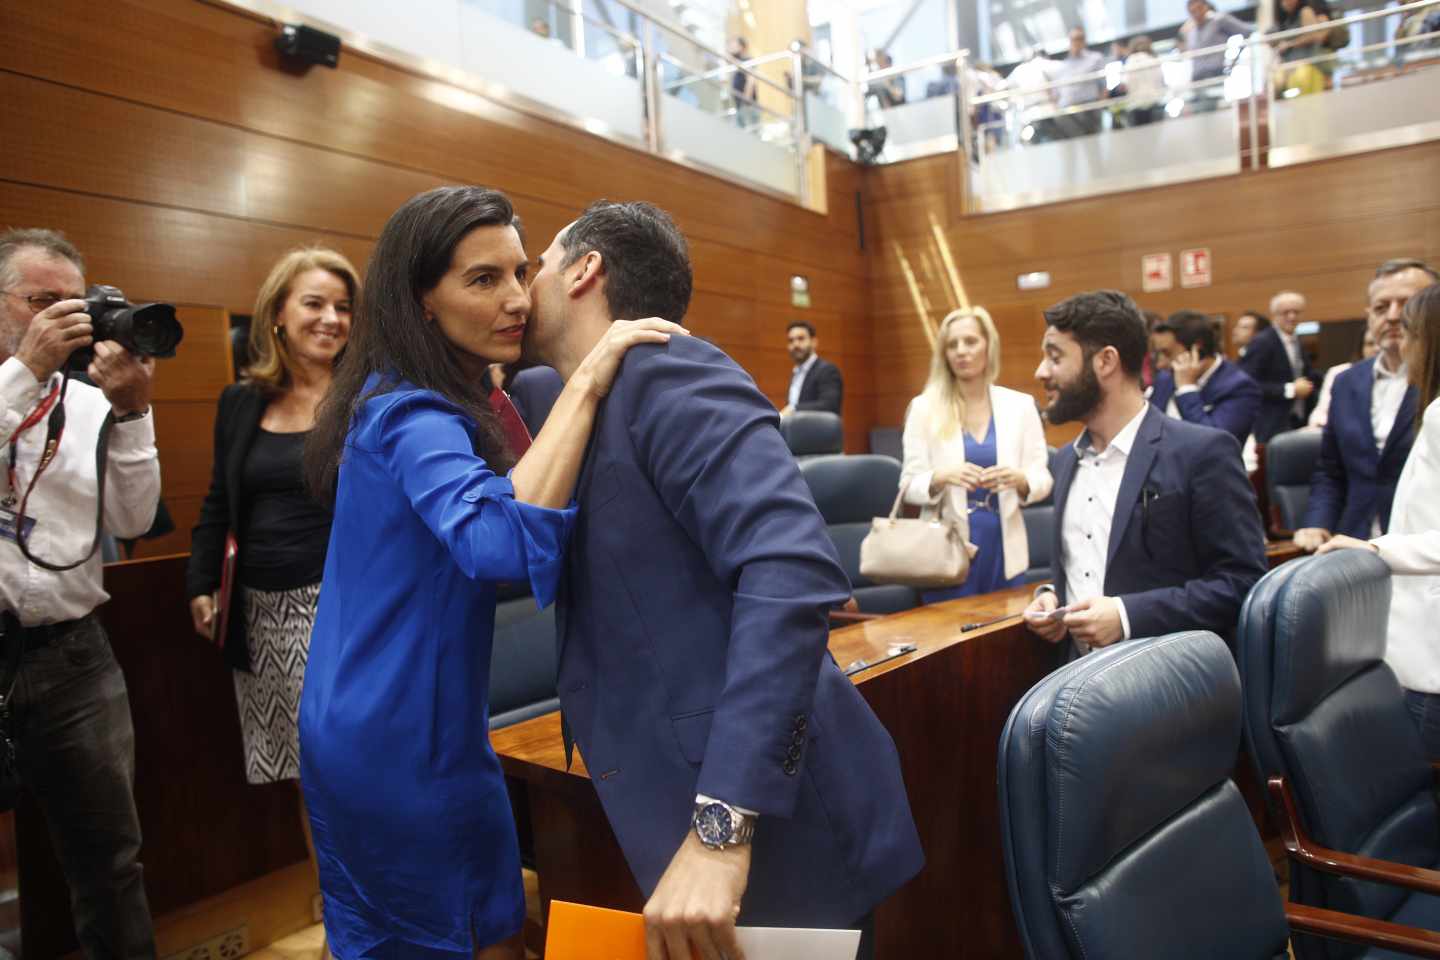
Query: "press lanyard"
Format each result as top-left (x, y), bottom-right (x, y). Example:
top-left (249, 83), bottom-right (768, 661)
top-left (5, 383), bottom-right (61, 506)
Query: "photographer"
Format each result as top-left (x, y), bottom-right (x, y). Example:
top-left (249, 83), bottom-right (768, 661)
top-left (0, 228), bottom-right (159, 958)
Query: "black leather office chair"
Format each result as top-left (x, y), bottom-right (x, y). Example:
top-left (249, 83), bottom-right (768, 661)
top-left (781, 411), bottom-right (843, 459)
top-left (1267, 428), bottom-right (1323, 533)
top-left (868, 425), bottom-right (902, 462)
top-left (488, 602), bottom-right (559, 730)
top-left (798, 454), bottom-right (919, 615)
top-left (1239, 550), bottom-right (1440, 959)
top-left (1000, 630), bottom-right (1440, 959)
top-left (1020, 446), bottom-right (1061, 583)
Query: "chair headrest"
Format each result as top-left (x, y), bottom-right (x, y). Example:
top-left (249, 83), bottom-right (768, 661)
top-left (782, 411), bottom-right (843, 456)
top-left (1269, 550), bottom-right (1392, 726)
top-left (1265, 429), bottom-right (1324, 485)
top-left (799, 455), bottom-right (901, 523)
top-left (1044, 632), bottom-right (1240, 892)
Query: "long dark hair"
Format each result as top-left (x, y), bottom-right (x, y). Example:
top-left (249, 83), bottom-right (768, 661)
top-left (1405, 284), bottom-right (1440, 432)
top-left (305, 186), bottom-right (520, 502)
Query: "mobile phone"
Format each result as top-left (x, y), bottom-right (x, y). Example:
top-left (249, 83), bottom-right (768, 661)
top-left (1024, 604), bottom-right (1071, 623)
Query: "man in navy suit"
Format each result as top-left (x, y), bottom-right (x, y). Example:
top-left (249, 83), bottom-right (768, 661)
top-left (1148, 309), bottom-right (1262, 446)
top-left (525, 201), bottom-right (922, 960)
top-left (1023, 290), bottom-right (1267, 655)
top-left (1293, 258), bottom-right (1438, 552)
top-left (779, 320), bottom-right (843, 417)
top-left (1238, 290), bottom-right (1318, 442)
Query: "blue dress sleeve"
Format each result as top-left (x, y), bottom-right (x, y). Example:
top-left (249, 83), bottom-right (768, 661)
top-left (371, 391), bottom-right (576, 607)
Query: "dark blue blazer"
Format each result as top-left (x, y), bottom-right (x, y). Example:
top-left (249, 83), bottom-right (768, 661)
top-left (556, 337), bottom-right (923, 926)
top-left (1147, 360), bottom-right (1262, 446)
top-left (507, 365), bottom-right (565, 438)
top-left (1300, 356), bottom-right (1417, 538)
top-left (1051, 407), bottom-right (1268, 640)
top-left (1237, 326), bottom-right (1317, 443)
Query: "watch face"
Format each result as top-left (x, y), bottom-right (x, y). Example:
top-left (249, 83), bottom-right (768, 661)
top-left (696, 803), bottom-right (733, 845)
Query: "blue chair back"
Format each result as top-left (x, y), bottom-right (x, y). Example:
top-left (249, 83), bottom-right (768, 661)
top-left (488, 601), bottom-right (560, 729)
top-left (1238, 550), bottom-right (1439, 958)
top-left (1266, 429), bottom-right (1323, 532)
top-left (868, 426), bottom-right (902, 461)
top-left (799, 454), bottom-right (918, 614)
top-left (1000, 631), bottom-right (1290, 959)
top-left (782, 411), bottom-right (843, 459)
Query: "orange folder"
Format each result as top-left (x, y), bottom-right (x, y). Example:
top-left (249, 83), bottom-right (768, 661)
top-left (544, 901), bottom-right (649, 960)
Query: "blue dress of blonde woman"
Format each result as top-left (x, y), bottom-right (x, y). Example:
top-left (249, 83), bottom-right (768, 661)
top-left (299, 378), bottom-right (575, 957)
top-left (900, 308), bottom-right (1053, 606)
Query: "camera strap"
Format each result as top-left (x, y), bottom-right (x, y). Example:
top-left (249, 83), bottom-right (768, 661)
top-left (6, 381), bottom-right (61, 498)
top-left (11, 371), bottom-right (114, 572)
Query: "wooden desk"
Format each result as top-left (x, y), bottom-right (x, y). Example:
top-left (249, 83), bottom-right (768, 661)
top-left (494, 585), bottom-right (1060, 959)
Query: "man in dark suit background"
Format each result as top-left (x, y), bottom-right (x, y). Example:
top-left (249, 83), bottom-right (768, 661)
top-left (779, 320), bottom-right (843, 417)
top-left (1023, 290), bottom-right (1267, 655)
top-left (524, 201), bottom-right (922, 960)
top-left (1238, 290), bottom-right (1318, 442)
top-left (1147, 309), bottom-right (1262, 446)
top-left (1293, 258), bottom-right (1438, 552)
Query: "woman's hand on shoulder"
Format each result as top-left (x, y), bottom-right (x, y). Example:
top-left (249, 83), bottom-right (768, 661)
top-left (572, 318), bottom-right (690, 399)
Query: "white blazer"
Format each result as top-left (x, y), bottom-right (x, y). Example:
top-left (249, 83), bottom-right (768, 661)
top-left (1376, 396), bottom-right (1440, 693)
top-left (899, 384), bottom-right (1053, 582)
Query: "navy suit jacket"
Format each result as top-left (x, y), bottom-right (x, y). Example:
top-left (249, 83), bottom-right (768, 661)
top-left (1238, 326), bottom-right (1317, 442)
top-left (556, 337), bottom-right (923, 925)
top-left (796, 356), bottom-right (844, 415)
top-left (1051, 407), bottom-right (1268, 640)
top-left (1147, 360), bottom-right (1262, 446)
top-left (1300, 356), bottom-right (1417, 538)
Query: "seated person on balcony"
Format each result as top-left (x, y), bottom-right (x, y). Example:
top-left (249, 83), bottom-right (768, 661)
top-left (779, 320), bottom-right (843, 418)
top-left (1293, 259), bottom-right (1436, 551)
top-left (900, 307), bottom-right (1052, 604)
top-left (1052, 27), bottom-right (1107, 138)
top-left (1147, 309), bottom-right (1262, 445)
top-left (866, 48), bottom-right (905, 107)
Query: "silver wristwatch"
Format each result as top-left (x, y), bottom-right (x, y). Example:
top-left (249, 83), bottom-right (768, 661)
top-left (692, 799), bottom-right (756, 849)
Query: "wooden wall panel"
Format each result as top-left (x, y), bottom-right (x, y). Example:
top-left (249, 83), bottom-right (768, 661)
top-left (865, 144), bottom-right (1440, 447)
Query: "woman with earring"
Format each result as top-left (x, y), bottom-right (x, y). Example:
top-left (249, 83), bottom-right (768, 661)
top-left (1319, 283), bottom-right (1440, 756)
top-left (900, 306), bottom-right (1052, 603)
top-left (299, 186), bottom-right (684, 959)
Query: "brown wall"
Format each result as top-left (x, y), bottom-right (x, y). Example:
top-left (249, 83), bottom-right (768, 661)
top-left (0, 0), bottom-right (874, 557)
top-left (864, 145), bottom-right (1440, 446)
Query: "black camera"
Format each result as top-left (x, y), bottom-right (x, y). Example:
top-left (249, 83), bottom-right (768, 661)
top-left (69, 284), bottom-right (184, 371)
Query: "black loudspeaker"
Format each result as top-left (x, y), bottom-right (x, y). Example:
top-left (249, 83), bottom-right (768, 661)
top-left (275, 23), bottom-right (341, 68)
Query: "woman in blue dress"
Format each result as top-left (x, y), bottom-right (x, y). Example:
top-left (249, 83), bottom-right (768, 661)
top-left (299, 186), bottom-right (684, 959)
top-left (899, 306), bottom-right (1053, 604)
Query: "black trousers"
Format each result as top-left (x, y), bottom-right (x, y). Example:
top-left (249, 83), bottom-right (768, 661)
top-left (8, 614), bottom-right (156, 959)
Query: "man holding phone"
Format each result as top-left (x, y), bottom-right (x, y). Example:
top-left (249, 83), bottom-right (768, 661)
top-left (1023, 291), bottom-right (1267, 656)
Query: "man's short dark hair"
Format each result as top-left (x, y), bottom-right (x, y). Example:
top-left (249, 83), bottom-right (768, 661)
top-left (562, 201), bottom-right (692, 324)
top-left (1375, 258), bottom-right (1440, 284)
top-left (1155, 309), bottom-right (1219, 359)
top-left (1042, 290), bottom-right (1148, 377)
top-left (1238, 310), bottom-right (1270, 331)
top-left (787, 320), bottom-right (815, 337)
top-left (0, 227), bottom-right (85, 288)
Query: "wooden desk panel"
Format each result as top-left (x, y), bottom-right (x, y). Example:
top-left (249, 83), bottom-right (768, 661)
top-left (493, 586), bottom-right (1059, 958)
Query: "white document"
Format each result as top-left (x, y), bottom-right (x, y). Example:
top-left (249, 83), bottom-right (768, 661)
top-left (734, 925), bottom-right (862, 960)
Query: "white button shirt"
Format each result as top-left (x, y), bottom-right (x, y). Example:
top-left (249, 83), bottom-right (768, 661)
top-left (787, 352), bottom-right (818, 409)
top-left (0, 357), bottom-right (161, 626)
top-left (1371, 355), bottom-right (1409, 454)
top-left (1061, 405), bottom-right (1147, 655)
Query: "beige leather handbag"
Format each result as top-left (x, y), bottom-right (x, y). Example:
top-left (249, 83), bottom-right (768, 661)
top-left (859, 488), bottom-right (977, 589)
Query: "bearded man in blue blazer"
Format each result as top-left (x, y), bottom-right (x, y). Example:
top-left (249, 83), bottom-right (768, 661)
top-left (524, 201), bottom-right (922, 960)
top-left (1148, 309), bottom-right (1262, 446)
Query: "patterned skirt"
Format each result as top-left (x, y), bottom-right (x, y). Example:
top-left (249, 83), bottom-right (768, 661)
top-left (234, 582), bottom-right (320, 784)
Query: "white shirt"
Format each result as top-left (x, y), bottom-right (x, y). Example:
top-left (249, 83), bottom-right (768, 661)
top-left (1374, 397), bottom-right (1440, 693)
top-left (1166, 356), bottom-right (1224, 419)
top-left (1123, 51), bottom-right (1166, 106)
top-left (787, 352), bottom-right (818, 409)
top-left (1279, 330), bottom-right (1307, 417)
top-left (1061, 405), bottom-right (1147, 654)
top-left (0, 357), bottom-right (160, 626)
top-left (1371, 355), bottom-right (1410, 454)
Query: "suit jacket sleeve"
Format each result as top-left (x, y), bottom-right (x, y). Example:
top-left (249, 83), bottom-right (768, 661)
top-left (186, 385), bottom-right (239, 599)
top-left (1118, 430), bottom-right (1268, 638)
top-left (620, 344), bottom-right (852, 817)
top-left (1174, 372), bottom-right (1261, 440)
top-left (796, 361), bottom-right (843, 414)
top-left (1300, 415), bottom-right (1346, 532)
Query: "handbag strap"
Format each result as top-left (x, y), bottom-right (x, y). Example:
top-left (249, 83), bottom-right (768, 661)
top-left (886, 487), bottom-right (907, 520)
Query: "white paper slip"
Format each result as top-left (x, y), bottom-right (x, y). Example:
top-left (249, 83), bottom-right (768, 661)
top-left (734, 925), bottom-right (862, 960)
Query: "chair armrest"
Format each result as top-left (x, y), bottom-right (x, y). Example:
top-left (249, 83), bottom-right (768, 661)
top-left (1269, 777), bottom-right (1440, 897)
top-left (1286, 902), bottom-right (1440, 958)
top-left (830, 610), bottom-right (883, 625)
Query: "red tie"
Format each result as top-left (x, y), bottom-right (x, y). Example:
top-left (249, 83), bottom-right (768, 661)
top-left (490, 387), bottom-right (533, 457)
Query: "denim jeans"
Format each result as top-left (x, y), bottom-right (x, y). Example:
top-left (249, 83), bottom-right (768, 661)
top-left (1404, 689), bottom-right (1440, 763)
top-left (11, 615), bottom-right (156, 959)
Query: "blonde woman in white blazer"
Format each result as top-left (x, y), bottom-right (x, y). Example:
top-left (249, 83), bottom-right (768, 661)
top-left (1319, 281), bottom-right (1440, 757)
top-left (900, 306), bottom-right (1053, 603)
